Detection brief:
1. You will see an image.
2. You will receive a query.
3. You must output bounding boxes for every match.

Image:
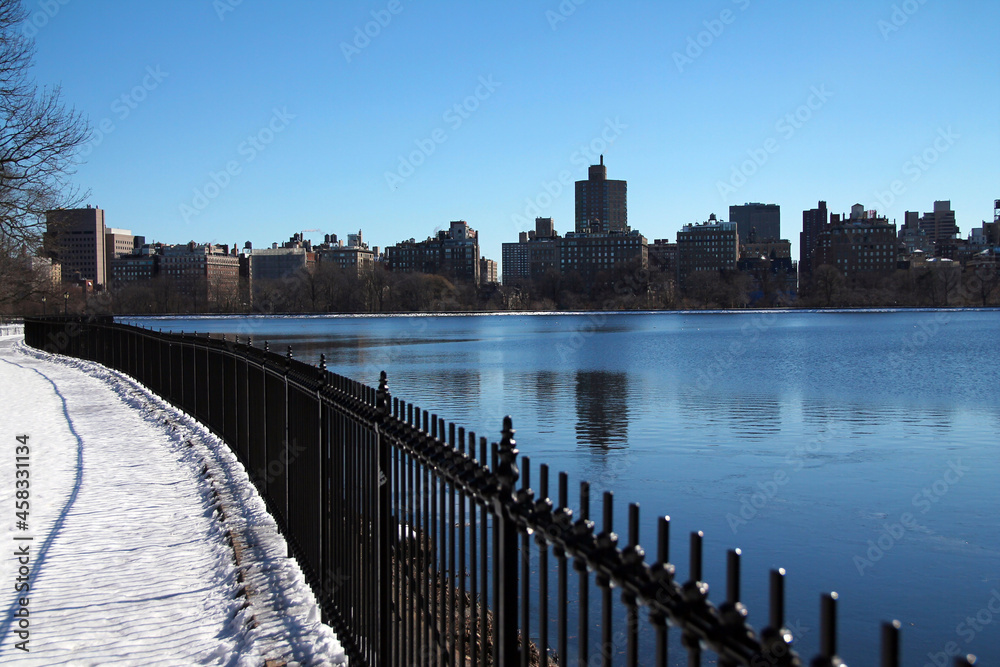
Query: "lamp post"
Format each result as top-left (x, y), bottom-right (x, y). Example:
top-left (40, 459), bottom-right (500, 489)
top-left (63, 292), bottom-right (68, 315)
top-left (41, 295), bottom-right (46, 316)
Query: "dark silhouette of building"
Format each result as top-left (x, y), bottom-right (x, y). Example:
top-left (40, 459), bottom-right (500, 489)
top-left (729, 203), bottom-right (780, 243)
top-left (159, 242), bottom-right (240, 306)
top-left (814, 205), bottom-right (897, 277)
top-left (677, 214), bottom-right (739, 290)
top-left (385, 221), bottom-right (482, 284)
top-left (575, 155), bottom-right (627, 234)
top-left (502, 216), bottom-right (647, 289)
top-left (648, 239), bottom-right (678, 277)
top-left (800, 200), bottom-right (828, 280)
top-left (906, 200), bottom-right (959, 252)
top-left (559, 230), bottom-right (646, 286)
top-left (45, 206), bottom-right (108, 288)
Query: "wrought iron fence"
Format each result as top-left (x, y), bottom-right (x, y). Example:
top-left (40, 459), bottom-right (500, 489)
top-left (22, 316), bottom-right (976, 667)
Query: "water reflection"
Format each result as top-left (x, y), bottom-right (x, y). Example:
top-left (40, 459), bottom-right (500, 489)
top-left (574, 371), bottom-right (629, 450)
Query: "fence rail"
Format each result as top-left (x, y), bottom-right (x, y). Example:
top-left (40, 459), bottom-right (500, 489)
top-left (23, 316), bottom-right (975, 667)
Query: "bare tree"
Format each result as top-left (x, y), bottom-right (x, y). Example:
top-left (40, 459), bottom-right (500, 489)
top-left (0, 251), bottom-right (54, 311)
top-left (0, 0), bottom-right (89, 251)
top-left (810, 265), bottom-right (844, 308)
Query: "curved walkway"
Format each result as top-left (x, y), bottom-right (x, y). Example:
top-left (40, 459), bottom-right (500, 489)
top-left (0, 336), bottom-right (346, 666)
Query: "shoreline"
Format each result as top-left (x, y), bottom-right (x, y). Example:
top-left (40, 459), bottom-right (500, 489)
top-left (114, 305), bottom-right (1000, 320)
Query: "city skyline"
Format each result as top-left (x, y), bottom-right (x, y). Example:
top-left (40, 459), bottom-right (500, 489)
top-left (26, 1), bottom-right (1000, 271)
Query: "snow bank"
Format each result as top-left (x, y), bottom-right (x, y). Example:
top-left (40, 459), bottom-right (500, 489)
top-left (0, 337), bottom-right (346, 665)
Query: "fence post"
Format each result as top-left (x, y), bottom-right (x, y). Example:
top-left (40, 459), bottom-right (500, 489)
top-left (375, 371), bottom-right (392, 666)
top-left (495, 416), bottom-right (520, 664)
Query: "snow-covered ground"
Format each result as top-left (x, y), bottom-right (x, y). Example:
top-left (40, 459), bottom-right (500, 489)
top-left (0, 334), bottom-right (346, 666)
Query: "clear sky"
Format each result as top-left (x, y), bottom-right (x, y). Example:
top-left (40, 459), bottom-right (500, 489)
top-left (26, 0), bottom-right (1000, 270)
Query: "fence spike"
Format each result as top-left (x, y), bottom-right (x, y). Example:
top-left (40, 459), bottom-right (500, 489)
top-left (881, 620), bottom-right (901, 667)
top-left (690, 531), bottom-right (703, 582)
top-left (497, 416), bottom-right (519, 492)
top-left (659, 515), bottom-right (671, 564)
top-left (727, 548), bottom-right (741, 604)
top-left (376, 371), bottom-right (389, 417)
top-left (815, 591), bottom-right (840, 665)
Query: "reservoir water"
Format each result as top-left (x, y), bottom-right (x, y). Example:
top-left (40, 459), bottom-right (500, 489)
top-left (127, 309), bottom-right (1000, 664)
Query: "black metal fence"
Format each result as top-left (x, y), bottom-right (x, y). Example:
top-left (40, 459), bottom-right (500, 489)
top-left (23, 316), bottom-right (974, 667)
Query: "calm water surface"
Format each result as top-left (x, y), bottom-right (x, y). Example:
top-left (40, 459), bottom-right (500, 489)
top-left (128, 310), bottom-right (1000, 664)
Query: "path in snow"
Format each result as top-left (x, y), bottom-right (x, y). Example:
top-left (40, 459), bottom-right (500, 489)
top-left (0, 335), bottom-right (346, 666)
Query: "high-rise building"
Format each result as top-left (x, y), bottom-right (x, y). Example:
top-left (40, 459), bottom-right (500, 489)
top-left (535, 217), bottom-right (556, 239)
top-left (316, 230), bottom-right (377, 276)
top-left (814, 205), bottom-right (897, 277)
top-left (501, 239), bottom-right (530, 285)
top-left (45, 206), bottom-right (108, 287)
top-left (575, 155), bottom-right (627, 234)
top-left (899, 211), bottom-right (933, 256)
top-left (105, 227), bottom-right (137, 278)
top-left (800, 200), bottom-right (828, 280)
top-left (479, 258), bottom-right (498, 285)
top-left (385, 221), bottom-right (482, 284)
top-left (908, 200), bottom-right (959, 250)
top-left (558, 230), bottom-right (645, 286)
top-left (502, 216), bottom-right (646, 289)
top-left (159, 242), bottom-right (240, 306)
top-left (110, 243), bottom-right (161, 284)
top-left (676, 214), bottom-right (739, 290)
top-left (249, 247), bottom-right (315, 281)
top-left (729, 203), bottom-right (780, 242)
top-left (648, 239), bottom-right (678, 278)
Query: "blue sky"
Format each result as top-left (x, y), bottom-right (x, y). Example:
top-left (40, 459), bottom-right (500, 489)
top-left (26, 0), bottom-right (1000, 270)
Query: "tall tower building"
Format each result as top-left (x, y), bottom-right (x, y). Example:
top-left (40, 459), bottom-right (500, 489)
top-left (800, 200), bottom-right (828, 279)
top-left (729, 203), bottom-right (780, 242)
top-left (575, 155), bottom-right (627, 234)
top-left (45, 206), bottom-right (108, 287)
top-left (912, 200), bottom-right (958, 247)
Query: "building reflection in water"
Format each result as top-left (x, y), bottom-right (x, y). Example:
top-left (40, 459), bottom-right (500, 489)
top-left (574, 371), bottom-right (629, 450)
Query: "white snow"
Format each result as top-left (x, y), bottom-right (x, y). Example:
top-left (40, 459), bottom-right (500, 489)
top-left (0, 336), bottom-right (347, 665)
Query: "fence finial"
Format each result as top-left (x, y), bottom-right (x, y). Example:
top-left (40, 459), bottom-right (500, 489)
top-left (376, 371), bottom-right (389, 418)
top-left (318, 354), bottom-right (327, 385)
top-left (497, 415), bottom-right (519, 491)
